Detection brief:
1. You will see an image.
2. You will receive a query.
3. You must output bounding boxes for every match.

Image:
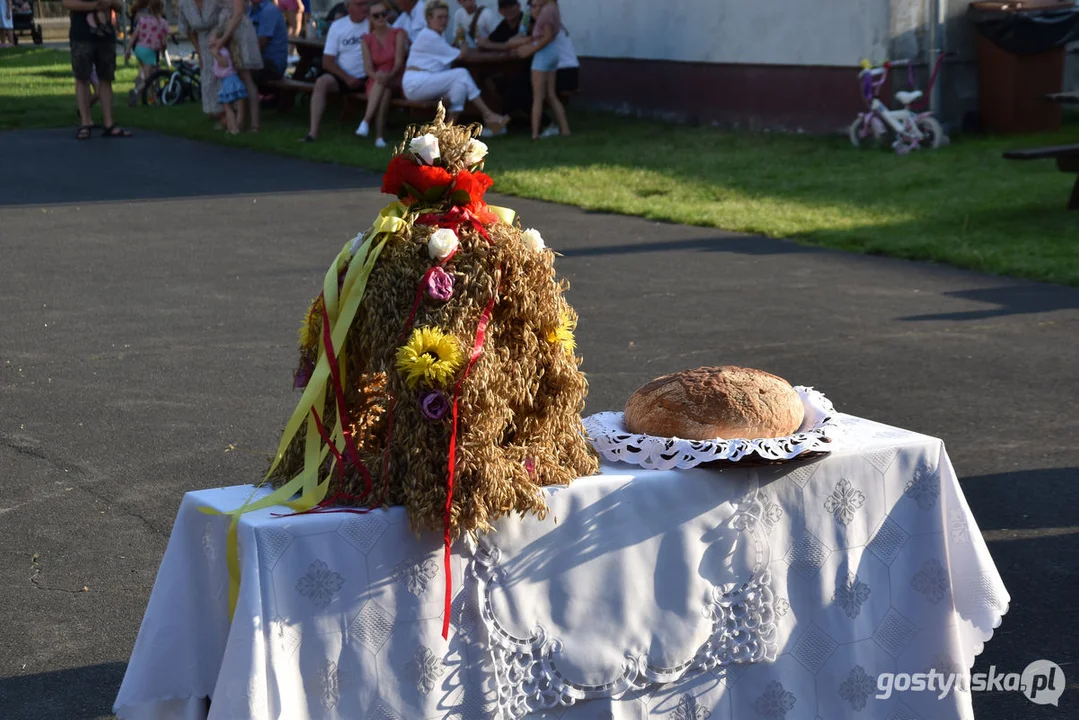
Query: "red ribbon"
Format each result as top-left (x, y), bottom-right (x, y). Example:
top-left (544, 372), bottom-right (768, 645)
top-left (319, 298), bottom-right (374, 498)
top-left (441, 267), bottom-right (501, 639)
top-left (416, 206), bottom-right (491, 241)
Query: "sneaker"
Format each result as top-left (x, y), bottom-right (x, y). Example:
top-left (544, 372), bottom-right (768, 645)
top-left (374, 137), bottom-right (388, 148)
top-left (540, 125), bottom-right (560, 138)
top-left (480, 127), bottom-right (509, 139)
top-left (355, 120), bottom-right (370, 137)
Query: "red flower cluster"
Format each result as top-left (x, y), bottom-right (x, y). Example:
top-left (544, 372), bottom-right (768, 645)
top-left (381, 156), bottom-right (452, 199)
top-left (381, 155), bottom-right (495, 211)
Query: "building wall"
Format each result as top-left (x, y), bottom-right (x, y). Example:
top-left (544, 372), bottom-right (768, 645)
top-left (560, 0), bottom-right (891, 68)
top-left (453, 0), bottom-right (1067, 132)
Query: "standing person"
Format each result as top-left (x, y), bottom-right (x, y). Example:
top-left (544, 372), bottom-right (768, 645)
top-left (178, 0), bottom-right (225, 124)
top-left (0, 0), bottom-right (14, 46)
top-left (276, 0), bottom-right (303, 37)
top-left (124, 0), bottom-right (170, 105)
top-left (213, 0), bottom-right (265, 131)
top-left (247, 0), bottom-right (288, 81)
top-left (452, 0), bottom-right (497, 48)
top-left (300, 0), bottom-right (367, 142)
top-left (212, 28), bottom-right (248, 132)
top-left (514, 0), bottom-right (568, 139)
top-left (64, 0), bottom-right (133, 138)
top-left (355, 0), bottom-right (405, 148)
top-left (391, 0), bottom-right (424, 42)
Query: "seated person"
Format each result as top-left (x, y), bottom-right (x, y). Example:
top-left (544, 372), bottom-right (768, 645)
top-left (301, 0), bottom-right (368, 141)
top-left (452, 0), bottom-right (498, 48)
top-left (401, 0), bottom-right (508, 128)
top-left (354, 0), bottom-right (406, 147)
top-left (13, 0), bottom-right (33, 13)
top-left (248, 0), bottom-right (289, 81)
top-left (391, 0), bottom-right (425, 42)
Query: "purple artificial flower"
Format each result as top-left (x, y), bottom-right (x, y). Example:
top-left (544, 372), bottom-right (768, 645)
top-left (425, 266), bottom-right (455, 302)
top-left (421, 390), bottom-right (451, 420)
top-left (293, 357), bottom-right (315, 389)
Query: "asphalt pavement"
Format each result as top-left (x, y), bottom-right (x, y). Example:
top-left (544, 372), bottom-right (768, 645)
top-left (1, 128), bottom-right (1077, 720)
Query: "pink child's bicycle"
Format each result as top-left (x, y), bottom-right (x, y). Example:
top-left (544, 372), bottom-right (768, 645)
top-left (850, 54), bottom-right (950, 154)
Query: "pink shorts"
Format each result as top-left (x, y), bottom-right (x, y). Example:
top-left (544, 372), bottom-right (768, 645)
top-left (277, 0), bottom-right (300, 12)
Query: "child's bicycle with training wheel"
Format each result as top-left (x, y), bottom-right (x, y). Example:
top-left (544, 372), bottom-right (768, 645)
top-left (850, 53), bottom-right (952, 155)
top-left (141, 39), bottom-right (201, 107)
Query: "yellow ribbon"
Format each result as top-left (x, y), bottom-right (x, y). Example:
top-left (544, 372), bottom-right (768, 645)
top-left (203, 208), bottom-right (400, 620)
top-left (488, 204), bottom-right (516, 227)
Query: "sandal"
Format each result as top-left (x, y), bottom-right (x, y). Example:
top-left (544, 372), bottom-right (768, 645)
top-left (102, 125), bottom-right (133, 138)
top-left (76, 125), bottom-right (93, 140)
top-left (301, 134), bottom-right (316, 143)
top-left (484, 114), bottom-right (510, 135)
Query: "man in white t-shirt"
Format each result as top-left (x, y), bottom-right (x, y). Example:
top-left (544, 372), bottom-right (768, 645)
top-left (452, 0), bottom-right (498, 48)
top-left (303, 0), bottom-right (369, 141)
top-left (391, 0), bottom-right (425, 42)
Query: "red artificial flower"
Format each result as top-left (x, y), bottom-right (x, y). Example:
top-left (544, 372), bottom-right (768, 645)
top-left (451, 170), bottom-right (493, 207)
top-left (381, 155), bottom-right (453, 200)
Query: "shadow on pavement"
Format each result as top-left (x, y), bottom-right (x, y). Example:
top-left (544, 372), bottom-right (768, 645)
top-left (898, 286), bottom-right (1079, 322)
top-left (559, 235), bottom-right (819, 258)
top-left (0, 661), bottom-right (126, 720)
top-left (0, 128), bottom-right (378, 207)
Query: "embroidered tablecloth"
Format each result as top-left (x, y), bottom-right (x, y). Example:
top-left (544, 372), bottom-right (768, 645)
top-left (114, 414), bottom-right (1009, 720)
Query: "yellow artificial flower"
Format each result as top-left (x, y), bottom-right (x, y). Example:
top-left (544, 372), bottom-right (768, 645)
top-left (299, 296), bottom-right (325, 351)
top-left (547, 310), bottom-right (577, 355)
top-left (395, 326), bottom-right (465, 388)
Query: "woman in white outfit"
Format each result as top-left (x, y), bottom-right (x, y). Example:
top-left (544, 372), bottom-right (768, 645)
top-left (402, 0), bottom-right (509, 130)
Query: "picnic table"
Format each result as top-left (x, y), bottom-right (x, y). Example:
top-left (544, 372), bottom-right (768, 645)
top-left (1003, 143), bottom-right (1079, 209)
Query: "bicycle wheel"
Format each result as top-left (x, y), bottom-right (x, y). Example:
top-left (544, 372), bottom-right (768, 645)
top-left (914, 116), bottom-right (945, 150)
top-left (141, 71), bottom-right (175, 106)
top-left (849, 116), bottom-right (883, 149)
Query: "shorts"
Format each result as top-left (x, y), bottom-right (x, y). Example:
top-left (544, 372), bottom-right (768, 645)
top-left (277, 0), bottom-right (299, 12)
top-left (531, 42), bottom-right (558, 73)
top-left (218, 73), bottom-right (248, 104)
top-left (133, 45), bottom-right (158, 66)
top-left (71, 40), bottom-right (116, 83)
top-left (326, 72), bottom-right (359, 93)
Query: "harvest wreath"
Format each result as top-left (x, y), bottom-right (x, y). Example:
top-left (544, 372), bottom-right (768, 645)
top-left (211, 107), bottom-right (599, 638)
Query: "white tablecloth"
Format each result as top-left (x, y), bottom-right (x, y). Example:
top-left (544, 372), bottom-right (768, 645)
top-left (114, 414), bottom-right (1008, 720)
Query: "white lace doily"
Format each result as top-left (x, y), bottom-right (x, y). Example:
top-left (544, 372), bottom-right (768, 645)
top-left (583, 386), bottom-right (839, 470)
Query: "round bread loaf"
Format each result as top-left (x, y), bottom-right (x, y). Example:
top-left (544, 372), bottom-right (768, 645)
top-left (624, 366), bottom-right (804, 440)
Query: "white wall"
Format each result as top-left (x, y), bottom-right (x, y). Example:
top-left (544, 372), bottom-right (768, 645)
top-left (556, 0), bottom-right (893, 67)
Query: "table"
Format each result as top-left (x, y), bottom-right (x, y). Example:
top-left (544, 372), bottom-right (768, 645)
top-left (113, 413), bottom-right (1008, 719)
top-left (289, 37), bottom-right (326, 82)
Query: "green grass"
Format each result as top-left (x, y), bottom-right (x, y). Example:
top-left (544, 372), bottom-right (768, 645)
top-left (5, 45), bottom-right (1079, 285)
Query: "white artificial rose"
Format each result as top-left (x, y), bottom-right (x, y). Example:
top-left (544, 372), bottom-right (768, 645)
top-left (409, 133), bottom-right (441, 165)
top-left (463, 138), bottom-right (488, 167)
top-left (427, 228), bottom-right (459, 260)
top-left (521, 228), bottom-right (545, 252)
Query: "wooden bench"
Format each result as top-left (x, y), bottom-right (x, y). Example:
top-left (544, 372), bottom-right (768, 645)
top-left (262, 77), bottom-right (437, 123)
top-left (1003, 144), bottom-right (1079, 210)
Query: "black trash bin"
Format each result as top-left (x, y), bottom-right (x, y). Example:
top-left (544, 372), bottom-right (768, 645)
top-left (968, 0), bottom-right (1079, 133)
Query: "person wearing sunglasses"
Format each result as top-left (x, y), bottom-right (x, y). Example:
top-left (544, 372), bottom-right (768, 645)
top-left (401, 0), bottom-right (509, 131)
top-left (354, 0), bottom-right (406, 147)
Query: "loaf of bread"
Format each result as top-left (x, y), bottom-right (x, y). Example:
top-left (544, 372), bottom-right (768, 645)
top-left (624, 366), bottom-right (804, 440)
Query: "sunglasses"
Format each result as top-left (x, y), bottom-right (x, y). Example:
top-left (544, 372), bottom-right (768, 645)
top-left (370, 10), bottom-right (386, 17)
